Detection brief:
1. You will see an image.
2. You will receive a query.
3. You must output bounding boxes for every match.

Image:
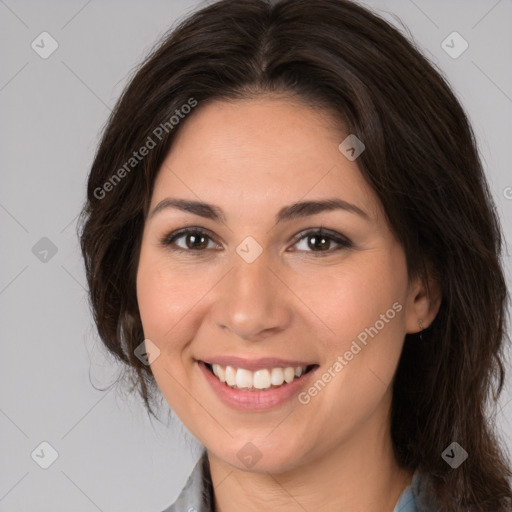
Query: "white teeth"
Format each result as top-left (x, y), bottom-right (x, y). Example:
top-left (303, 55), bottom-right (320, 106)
top-left (271, 368), bottom-right (284, 386)
top-left (235, 368), bottom-right (253, 389)
top-left (212, 364), bottom-right (226, 382)
top-left (210, 364), bottom-right (308, 391)
top-left (253, 369), bottom-right (271, 389)
top-left (225, 365), bottom-right (237, 386)
top-left (284, 367), bottom-right (295, 383)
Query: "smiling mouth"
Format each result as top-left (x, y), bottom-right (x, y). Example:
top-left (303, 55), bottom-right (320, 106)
top-left (204, 362), bottom-right (317, 391)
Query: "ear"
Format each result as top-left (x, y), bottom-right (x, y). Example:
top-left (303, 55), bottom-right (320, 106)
top-left (404, 270), bottom-right (442, 334)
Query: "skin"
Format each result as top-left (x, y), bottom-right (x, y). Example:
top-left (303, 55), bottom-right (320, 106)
top-left (136, 96), bottom-right (441, 512)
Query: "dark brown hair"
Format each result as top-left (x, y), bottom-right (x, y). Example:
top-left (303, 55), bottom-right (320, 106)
top-left (78, 0), bottom-right (512, 509)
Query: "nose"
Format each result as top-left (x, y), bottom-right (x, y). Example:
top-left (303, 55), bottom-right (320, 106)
top-left (212, 250), bottom-right (292, 342)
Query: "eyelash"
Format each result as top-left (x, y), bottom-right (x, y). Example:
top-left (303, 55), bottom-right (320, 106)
top-left (160, 226), bottom-right (353, 256)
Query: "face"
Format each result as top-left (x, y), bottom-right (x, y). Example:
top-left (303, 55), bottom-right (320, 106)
top-left (136, 96), bottom-right (426, 473)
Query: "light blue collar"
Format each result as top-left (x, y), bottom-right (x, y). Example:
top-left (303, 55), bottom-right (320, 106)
top-left (161, 452), bottom-right (427, 512)
top-left (392, 471), bottom-right (422, 512)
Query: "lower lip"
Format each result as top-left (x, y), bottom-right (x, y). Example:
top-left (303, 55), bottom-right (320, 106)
top-left (198, 361), bottom-right (317, 411)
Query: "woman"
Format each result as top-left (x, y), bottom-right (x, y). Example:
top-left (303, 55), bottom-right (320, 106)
top-left (79, 0), bottom-right (512, 510)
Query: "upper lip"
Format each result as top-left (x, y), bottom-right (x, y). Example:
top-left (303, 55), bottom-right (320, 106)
top-left (200, 356), bottom-right (317, 372)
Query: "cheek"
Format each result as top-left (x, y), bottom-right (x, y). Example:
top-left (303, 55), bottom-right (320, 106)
top-left (136, 246), bottom-right (196, 344)
top-left (298, 244), bottom-right (409, 388)
top-left (285, 263), bottom-right (407, 453)
top-left (136, 264), bottom-right (170, 342)
top-left (326, 245), bottom-right (407, 346)
top-left (136, 248), bottom-right (197, 413)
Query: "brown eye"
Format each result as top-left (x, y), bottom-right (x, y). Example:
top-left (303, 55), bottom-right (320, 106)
top-left (162, 228), bottom-right (218, 252)
top-left (307, 234), bottom-right (331, 251)
top-left (181, 232), bottom-right (209, 250)
top-left (291, 228), bottom-right (352, 255)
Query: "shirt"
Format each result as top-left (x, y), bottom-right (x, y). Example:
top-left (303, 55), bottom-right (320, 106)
top-left (160, 451), bottom-right (438, 512)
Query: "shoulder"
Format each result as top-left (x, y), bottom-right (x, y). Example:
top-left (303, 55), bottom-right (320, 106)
top-left (393, 469), bottom-right (440, 512)
top-left (410, 470), bottom-right (442, 512)
top-left (159, 452), bottom-right (213, 512)
top-left (161, 456), bottom-right (441, 512)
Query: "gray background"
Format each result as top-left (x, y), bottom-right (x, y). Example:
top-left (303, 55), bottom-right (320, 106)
top-left (1, 0), bottom-right (511, 510)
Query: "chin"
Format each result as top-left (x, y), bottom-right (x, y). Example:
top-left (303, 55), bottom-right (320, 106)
top-left (209, 436), bottom-right (310, 475)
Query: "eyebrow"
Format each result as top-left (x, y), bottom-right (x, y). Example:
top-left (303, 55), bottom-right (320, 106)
top-left (149, 197), bottom-right (370, 223)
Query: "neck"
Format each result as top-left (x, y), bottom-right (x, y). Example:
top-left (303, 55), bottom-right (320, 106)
top-left (208, 393), bottom-right (413, 512)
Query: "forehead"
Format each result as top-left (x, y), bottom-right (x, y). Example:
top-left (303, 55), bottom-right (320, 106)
top-left (151, 97), bottom-right (382, 224)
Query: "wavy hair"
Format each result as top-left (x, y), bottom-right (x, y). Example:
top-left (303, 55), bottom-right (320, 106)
top-left (78, 0), bottom-right (512, 509)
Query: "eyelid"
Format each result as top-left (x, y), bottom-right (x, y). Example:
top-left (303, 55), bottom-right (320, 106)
top-left (161, 226), bottom-right (220, 251)
top-left (290, 226), bottom-right (352, 248)
top-left (160, 225), bottom-right (353, 254)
